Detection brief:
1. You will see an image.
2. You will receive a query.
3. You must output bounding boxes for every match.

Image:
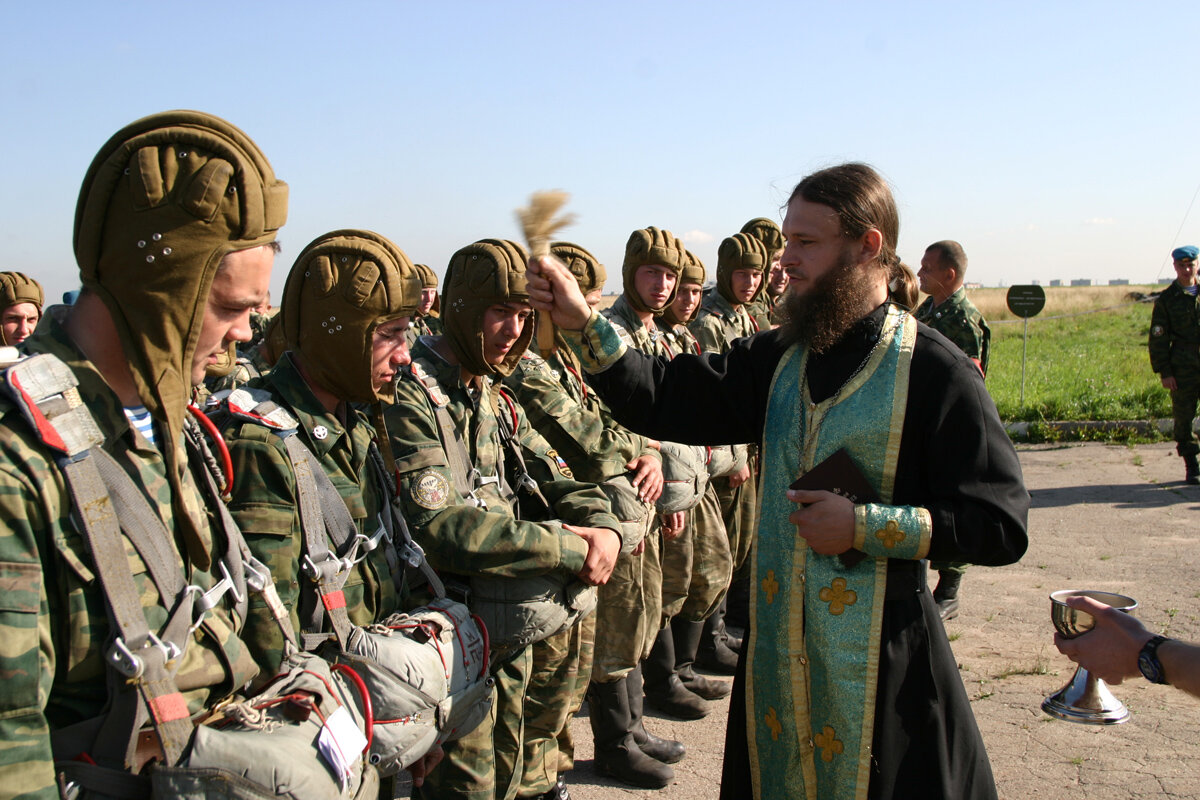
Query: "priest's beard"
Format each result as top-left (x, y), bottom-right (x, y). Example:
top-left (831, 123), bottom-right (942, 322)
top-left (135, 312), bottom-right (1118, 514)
top-left (779, 252), bottom-right (885, 353)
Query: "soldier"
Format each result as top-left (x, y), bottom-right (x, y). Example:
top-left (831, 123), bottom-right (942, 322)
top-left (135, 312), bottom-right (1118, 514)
top-left (656, 251), bottom-right (738, 692)
top-left (688, 234), bottom-right (768, 672)
top-left (386, 238), bottom-right (621, 800)
top-left (218, 230), bottom-right (421, 677)
top-left (508, 241), bottom-right (681, 791)
top-left (406, 263), bottom-right (444, 346)
top-left (603, 227), bottom-right (715, 721)
top-left (1150, 244), bottom-right (1200, 485)
top-left (740, 217), bottom-right (785, 330)
top-left (0, 271), bottom-right (44, 346)
top-left (916, 239), bottom-right (991, 620)
top-left (0, 111), bottom-right (286, 797)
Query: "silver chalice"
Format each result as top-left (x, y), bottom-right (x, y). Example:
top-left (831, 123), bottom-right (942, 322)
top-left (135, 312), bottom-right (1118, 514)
top-left (1042, 589), bottom-right (1138, 725)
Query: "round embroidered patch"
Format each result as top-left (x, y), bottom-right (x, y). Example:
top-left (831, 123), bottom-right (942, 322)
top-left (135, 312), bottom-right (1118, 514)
top-left (1151, 325), bottom-right (1165, 337)
top-left (412, 469), bottom-right (451, 509)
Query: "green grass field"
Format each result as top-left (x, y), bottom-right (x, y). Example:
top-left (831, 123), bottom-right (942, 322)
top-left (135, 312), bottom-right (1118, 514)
top-left (971, 286), bottom-right (1170, 432)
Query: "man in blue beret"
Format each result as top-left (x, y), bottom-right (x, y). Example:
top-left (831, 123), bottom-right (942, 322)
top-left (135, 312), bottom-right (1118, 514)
top-left (1149, 245), bottom-right (1200, 483)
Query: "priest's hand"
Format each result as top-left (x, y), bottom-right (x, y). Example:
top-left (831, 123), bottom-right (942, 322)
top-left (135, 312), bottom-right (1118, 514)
top-left (527, 255), bottom-right (593, 330)
top-left (787, 489), bottom-right (854, 555)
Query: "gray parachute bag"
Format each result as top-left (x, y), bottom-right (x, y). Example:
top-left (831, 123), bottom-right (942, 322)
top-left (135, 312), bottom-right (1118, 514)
top-left (656, 441), bottom-right (710, 514)
top-left (600, 474), bottom-right (653, 554)
top-left (215, 386), bottom-right (494, 777)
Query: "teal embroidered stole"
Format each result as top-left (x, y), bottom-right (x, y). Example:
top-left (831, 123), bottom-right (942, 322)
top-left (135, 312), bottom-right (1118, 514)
top-left (747, 307), bottom-right (917, 800)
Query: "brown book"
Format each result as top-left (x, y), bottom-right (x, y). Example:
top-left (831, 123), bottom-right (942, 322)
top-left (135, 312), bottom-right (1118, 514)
top-left (790, 449), bottom-right (878, 568)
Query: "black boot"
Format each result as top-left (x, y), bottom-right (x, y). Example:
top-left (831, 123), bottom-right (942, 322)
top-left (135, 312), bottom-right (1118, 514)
top-left (673, 617), bottom-right (732, 700)
top-left (642, 628), bottom-right (710, 720)
top-left (933, 570), bottom-right (962, 622)
top-left (695, 603), bottom-right (739, 675)
top-left (519, 775), bottom-right (571, 800)
top-left (1185, 454), bottom-right (1199, 485)
top-left (588, 677), bottom-right (674, 789)
top-left (627, 665), bottom-right (686, 764)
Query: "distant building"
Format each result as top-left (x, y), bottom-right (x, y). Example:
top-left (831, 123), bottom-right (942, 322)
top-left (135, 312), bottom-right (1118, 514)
top-left (1159, 278), bottom-right (1173, 285)
top-left (1108, 279), bottom-right (1129, 286)
top-left (1070, 279), bottom-right (1092, 287)
top-left (1032, 280), bottom-right (1041, 286)
top-left (964, 281), bottom-right (982, 289)
top-left (1050, 279), bottom-right (1063, 287)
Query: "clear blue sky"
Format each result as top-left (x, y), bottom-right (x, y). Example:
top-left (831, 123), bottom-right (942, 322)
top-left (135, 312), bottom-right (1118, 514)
top-left (3, 0), bottom-right (1197, 303)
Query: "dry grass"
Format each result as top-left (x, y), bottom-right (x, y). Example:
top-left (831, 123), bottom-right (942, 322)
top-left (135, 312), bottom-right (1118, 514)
top-left (958, 285), bottom-right (1162, 323)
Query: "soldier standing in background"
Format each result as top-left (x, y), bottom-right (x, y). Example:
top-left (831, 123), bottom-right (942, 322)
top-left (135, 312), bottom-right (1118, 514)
top-left (916, 239), bottom-right (991, 620)
top-left (406, 262), bottom-right (444, 346)
top-left (659, 250), bottom-right (737, 692)
top-left (689, 234), bottom-right (769, 669)
top-left (1149, 245), bottom-right (1200, 484)
top-left (741, 217), bottom-right (785, 331)
top-left (602, 227), bottom-right (715, 721)
top-left (0, 272), bottom-right (44, 346)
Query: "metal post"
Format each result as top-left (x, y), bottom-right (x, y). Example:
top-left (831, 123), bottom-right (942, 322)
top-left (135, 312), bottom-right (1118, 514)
top-left (1021, 316), bottom-right (1028, 406)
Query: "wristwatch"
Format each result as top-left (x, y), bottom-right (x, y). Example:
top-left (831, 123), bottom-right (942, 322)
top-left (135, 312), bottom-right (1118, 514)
top-left (1137, 635), bottom-right (1171, 685)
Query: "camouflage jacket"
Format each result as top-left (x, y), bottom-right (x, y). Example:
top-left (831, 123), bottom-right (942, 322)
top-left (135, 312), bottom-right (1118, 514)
top-left (603, 295), bottom-right (679, 358)
top-left (0, 311), bottom-right (258, 799)
top-left (504, 348), bottom-right (657, 484)
top-left (385, 337), bottom-right (619, 582)
top-left (690, 291), bottom-right (759, 355)
top-left (218, 352), bottom-right (401, 680)
top-left (1149, 281), bottom-right (1200, 379)
top-left (744, 293), bottom-right (775, 333)
top-left (915, 287), bottom-right (991, 376)
top-left (405, 314), bottom-right (443, 348)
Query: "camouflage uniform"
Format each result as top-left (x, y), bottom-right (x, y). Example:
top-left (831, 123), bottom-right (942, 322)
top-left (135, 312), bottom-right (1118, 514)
top-left (1149, 281), bottom-right (1200, 458)
top-left (0, 311), bottom-right (260, 799)
top-left (915, 286), bottom-right (991, 376)
top-left (743, 294), bottom-right (774, 333)
top-left (390, 337), bottom-right (618, 800)
top-left (218, 353), bottom-right (402, 679)
top-left (506, 346), bottom-right (658, 785)
top-left (916, 286), bottom-right (991, 589)
top-left (405, 313), bottom-right (443, 347)
top-left (662, 321), bottom-right (735, 622)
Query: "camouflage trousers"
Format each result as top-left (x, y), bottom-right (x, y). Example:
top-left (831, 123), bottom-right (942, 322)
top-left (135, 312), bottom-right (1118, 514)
top-left (591, 518), bottom-right (660, 683)
top-left (714, 472), bottom-right (758, 580)
top-left (1170, 373), bottom-right (1200, 457)
top-left (516, 613), bottom-right (595, 795)
top-left (661, 485), bottom-right (732, 624)
top-left (414, 645), bottom-right (534, 800)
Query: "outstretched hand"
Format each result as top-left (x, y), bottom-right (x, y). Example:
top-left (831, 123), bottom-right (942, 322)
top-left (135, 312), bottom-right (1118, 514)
top-left (527, 255), bottom-right (593, 331)
top-left (1053, 594), bottom-right (1151, 685)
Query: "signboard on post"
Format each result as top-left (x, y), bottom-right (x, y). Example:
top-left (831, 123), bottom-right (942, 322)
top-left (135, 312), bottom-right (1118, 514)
top-left (1006, 285), bottom-right (1046, 405)
top-left (1007, 285), bottom-right (1046, 318)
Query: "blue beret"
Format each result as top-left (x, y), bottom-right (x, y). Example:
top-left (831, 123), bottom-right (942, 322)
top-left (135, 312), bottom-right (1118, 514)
top-left (1173, 245), bottom-right (1199, 260)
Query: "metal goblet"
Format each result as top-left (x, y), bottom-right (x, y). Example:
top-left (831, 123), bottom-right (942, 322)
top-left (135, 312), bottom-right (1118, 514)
top-left (1042, 589), bottom-right (1138, 725)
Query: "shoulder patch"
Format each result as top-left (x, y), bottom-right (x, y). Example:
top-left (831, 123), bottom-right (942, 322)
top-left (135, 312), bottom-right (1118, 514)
top-left (225, 386), bottom-right (299, 431)
top-left (1151, 325), bottom-right (1165, 337)
top-left (546, 448), bottom-right (574, 479)
top-left (408, 360), bottom-right (451, 407)
top-left (411, 468), bottom-right (451, 509)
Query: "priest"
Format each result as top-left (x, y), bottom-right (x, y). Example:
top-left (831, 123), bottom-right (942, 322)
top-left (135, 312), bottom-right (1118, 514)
top-left (526, 163), bottom-right (1029, 800)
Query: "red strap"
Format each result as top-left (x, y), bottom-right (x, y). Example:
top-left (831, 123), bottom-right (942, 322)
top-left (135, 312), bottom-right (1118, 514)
top-left (148, 692), bottom-right (191, 723)
top-left (8, 371), bottom-right (68, 454)
top-left (321, 590), bottom-right (347, 611)
top-left (188, 403), bottom-right (234, 495)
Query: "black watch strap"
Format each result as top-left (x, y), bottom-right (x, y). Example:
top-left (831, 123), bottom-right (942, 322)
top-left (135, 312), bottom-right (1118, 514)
top-left (1138, 634), bottom-right (1171, 685)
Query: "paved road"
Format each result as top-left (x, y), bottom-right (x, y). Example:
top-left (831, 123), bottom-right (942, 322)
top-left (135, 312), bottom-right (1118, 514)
top-left (413, 443), bottom-right (1200, 799)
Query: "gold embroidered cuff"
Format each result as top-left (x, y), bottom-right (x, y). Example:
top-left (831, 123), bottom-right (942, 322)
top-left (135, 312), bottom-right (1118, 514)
top-left (854, 503), bottom-right (932, 560)
top-left (560, 311), bottom-right (628, 374)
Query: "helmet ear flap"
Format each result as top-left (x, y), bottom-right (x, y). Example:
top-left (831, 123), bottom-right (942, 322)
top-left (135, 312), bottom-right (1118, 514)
top-left (345, 258), bottom-right (380, 308)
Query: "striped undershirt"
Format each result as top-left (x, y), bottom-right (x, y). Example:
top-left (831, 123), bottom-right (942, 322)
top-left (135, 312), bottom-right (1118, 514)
top-left (123, 404), bottom-right (157, 448)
